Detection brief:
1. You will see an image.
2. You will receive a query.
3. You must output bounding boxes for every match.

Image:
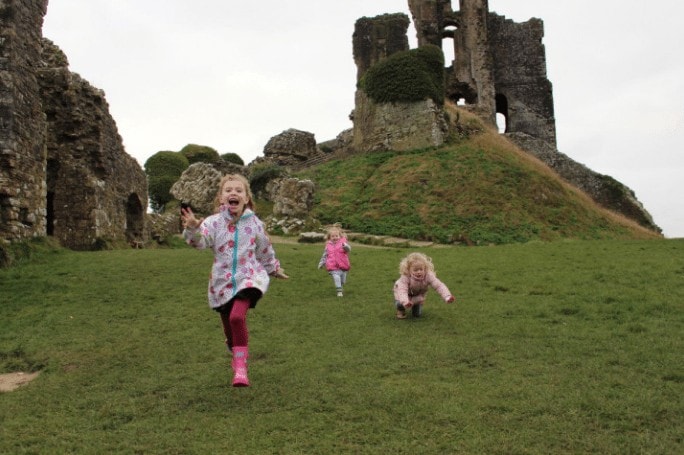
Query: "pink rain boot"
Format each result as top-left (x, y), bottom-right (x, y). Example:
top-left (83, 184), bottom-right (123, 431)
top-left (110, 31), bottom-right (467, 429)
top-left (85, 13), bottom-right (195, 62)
top-left (231, 346), bottom-right (250, 387)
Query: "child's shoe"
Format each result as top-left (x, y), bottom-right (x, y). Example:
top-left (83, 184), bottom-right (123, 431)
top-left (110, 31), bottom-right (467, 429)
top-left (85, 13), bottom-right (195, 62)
top-left (411, 304), bottom-right (423, 318)
top-left (396, 308), bottom-right (407, 319)
top-left (336, 288), bottom-right (343, 297)
top-left (231, 346), bottom-right (250, 387)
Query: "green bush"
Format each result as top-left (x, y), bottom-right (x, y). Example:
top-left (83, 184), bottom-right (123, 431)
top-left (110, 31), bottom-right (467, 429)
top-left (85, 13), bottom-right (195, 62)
top-left (249, 162), bottom-right (288, 197)
top-left (220, 152), bottom-right (245, 166)
top-left (148, 174), bottom-right (182, 212)
top-left (360, 44), bottom-right (445, 104)
top-left (180, 144), bottom-right (220, 164)
top-left (144, 151), bottom-right (189, 178)
top-left (144, 152), bottom-right (189, 212)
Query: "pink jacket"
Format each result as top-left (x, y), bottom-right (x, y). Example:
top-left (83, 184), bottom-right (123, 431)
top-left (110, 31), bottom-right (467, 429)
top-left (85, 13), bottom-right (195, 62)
top-left (319, 238), bottom-right (351, 271)
top-left (393, 272), bottom-right (452, 306)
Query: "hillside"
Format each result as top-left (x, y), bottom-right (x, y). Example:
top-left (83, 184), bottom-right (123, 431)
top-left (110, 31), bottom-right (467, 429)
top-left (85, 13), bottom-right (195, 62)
top-left (296, 109), bottom-right (660, 245)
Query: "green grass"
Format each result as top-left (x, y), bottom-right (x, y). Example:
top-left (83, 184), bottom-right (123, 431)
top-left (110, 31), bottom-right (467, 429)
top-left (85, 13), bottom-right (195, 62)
top-left (295, 109), bottom-right (660, 245)
top-left (1, 239), bottom-right (683, 453)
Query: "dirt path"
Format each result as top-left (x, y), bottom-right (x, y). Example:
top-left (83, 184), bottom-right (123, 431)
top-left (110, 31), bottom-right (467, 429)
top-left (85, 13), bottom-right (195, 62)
top-left (0, 371), bottom-right (40, 392)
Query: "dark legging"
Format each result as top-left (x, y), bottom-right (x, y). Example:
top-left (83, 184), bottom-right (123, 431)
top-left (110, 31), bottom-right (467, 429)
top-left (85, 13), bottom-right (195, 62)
top-left (219, 297), bottom-right (250, 348)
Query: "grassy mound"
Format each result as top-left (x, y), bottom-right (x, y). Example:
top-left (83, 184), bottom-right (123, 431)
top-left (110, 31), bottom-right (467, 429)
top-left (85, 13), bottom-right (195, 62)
top-left (297, 110), bottom-right (658, 245)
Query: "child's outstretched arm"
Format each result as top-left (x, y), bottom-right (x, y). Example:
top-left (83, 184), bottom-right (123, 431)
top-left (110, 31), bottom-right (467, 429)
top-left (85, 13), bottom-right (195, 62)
top-left (427, 272), bottom-right (455, 304)
top-left (318, 249), bottom-right (327, 269)
top-left (393, 276), bottom-right (412, 308)
top-left (271, 268), bottom-right (289, 279)
top-left (253, 218), bottom-right (288, 279)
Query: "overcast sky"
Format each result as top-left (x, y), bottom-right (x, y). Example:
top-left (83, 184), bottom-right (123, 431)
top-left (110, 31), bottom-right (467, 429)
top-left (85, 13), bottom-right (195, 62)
top-left (42, 0), bottom-right (683, 238)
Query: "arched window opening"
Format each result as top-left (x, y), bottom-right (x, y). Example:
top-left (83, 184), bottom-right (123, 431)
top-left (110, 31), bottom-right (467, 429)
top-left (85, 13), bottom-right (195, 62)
top-left (495, 93), bottom-right (509, 134)
top-left (442, 26), bottom-right (457, 67)
top-left (46, 191), bottom-right (55, 236)
top-left (125, 193), bottom-right (144, 244)
top-left (496, 113), bottom-right (507, 133)
top-left (46, 159), bottom-right (59, 236)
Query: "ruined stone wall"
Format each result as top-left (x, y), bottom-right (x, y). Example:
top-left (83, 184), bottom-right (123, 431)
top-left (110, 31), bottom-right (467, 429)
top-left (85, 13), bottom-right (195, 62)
top-left (352, 13), bottom-right (410, 82)
top-left (38, 39), bottom-right (147, 250)
top-left (0, 0), bottom-right (49, 242)
top-left (352, 13), bottom-right (451, 152)
top-left (407, 0), bottom-right (449, 48)
top-left (352, 90), bottom-right (447, 152)
top-left (409, 0), bottom-right (555, 143)
top-left (488, 14), bottom-right (556, 146)
top-left (0, 0), bottom-right (147, 249)
top-left (452, 0), bottom-right (496, 122)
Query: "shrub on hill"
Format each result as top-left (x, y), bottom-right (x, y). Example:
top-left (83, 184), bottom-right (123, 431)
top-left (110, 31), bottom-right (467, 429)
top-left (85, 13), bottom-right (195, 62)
top-left (359, 44), bottom-right (445, 104)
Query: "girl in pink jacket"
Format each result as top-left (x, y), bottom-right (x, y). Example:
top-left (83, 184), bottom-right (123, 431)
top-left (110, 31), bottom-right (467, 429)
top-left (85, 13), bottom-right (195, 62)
top-left (393, 252), bottom-right (455, 319)
top-left (318, 225), bottom-right (351, 297)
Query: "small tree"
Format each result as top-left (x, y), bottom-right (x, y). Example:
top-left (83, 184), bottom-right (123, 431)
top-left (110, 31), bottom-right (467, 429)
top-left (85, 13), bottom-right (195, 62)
top-left (221, 152), bottom-right (245, 166)
top-left (180, 144), bottom-right (220, 164)
top-left (359, 44), bottom-right (445, 104)
top-left (144, 151), bottom-right (189, 212)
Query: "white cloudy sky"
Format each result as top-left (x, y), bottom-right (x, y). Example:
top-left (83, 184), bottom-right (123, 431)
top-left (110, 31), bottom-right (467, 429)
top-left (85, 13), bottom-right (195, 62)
top-left (42, 0), bottom-right (683, 238)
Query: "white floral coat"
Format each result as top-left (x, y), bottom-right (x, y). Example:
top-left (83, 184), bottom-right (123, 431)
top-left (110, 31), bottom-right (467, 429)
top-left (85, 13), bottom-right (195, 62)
top-left (183, 207), bottom-right (280, 309)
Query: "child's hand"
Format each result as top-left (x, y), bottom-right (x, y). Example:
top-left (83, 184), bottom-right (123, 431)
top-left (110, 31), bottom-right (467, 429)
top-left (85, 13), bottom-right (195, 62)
top-left (181, 207), bottom-right (201, 229)
top-left (273, 268), bottom-right (289, 279)
top-left (446, 296), bottom-right (455, 304)
top-left (403, 301), bottom-right (413, 309)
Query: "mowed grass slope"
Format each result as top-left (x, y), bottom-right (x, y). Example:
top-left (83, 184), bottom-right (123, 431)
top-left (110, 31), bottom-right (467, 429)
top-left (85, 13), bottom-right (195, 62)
top-left (1, 239), bottom-right (682, 453)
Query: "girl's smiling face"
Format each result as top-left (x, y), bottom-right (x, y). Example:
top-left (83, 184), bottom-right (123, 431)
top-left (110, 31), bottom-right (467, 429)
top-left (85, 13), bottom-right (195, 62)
top-left (409, 262), bottom-right (426, 280)
top-left (220, 179), bottom-right (249, 216)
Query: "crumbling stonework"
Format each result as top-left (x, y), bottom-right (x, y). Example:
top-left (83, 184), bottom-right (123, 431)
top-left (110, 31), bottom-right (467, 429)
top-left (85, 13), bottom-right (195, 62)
top-left (1, 0), bottom-right (148, 249)
top-left (407, 0), bottom-right (555, 145)
top-left (263, 177), bottom-right (319, 235)
top-left (0, 0), bottom-right (49, 242)
top-left (38, 39), bottom-right (147, 249)
top-left (352, 90), bottom-right (448, 152)
top-left (351, 13), bottom-right (448, 152)
top-left (352, 14), bottom-right (410, 81)
top-left (488, 15), bottom-right (556, 146)
top-left (261, 128), bottom-right (325, 167)
top-left (266, 177), bottom-right (315, 218)
top-left (170, 162), bottom-right (226, 215)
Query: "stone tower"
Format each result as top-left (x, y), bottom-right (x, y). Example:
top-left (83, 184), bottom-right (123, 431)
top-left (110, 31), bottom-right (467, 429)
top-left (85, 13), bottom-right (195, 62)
top-left (408, 0), bottom-right (556, 146)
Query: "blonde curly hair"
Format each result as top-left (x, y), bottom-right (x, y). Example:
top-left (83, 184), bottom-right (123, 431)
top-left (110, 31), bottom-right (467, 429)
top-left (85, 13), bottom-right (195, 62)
top-left (399, 252), bottom-right (435, 276)
top-left (325, 225), bottom-right (345, 240)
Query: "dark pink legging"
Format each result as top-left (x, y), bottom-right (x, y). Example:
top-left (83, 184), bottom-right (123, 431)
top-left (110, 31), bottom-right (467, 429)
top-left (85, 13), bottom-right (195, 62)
top-left (219, 297), bottom-right (250, 348)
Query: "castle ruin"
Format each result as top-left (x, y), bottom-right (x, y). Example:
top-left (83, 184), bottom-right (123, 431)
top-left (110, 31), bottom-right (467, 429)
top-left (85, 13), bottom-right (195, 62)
top-left (0, 0), bottom-right (147, 250)
top-left (351, 0), bottom-right (658, 232)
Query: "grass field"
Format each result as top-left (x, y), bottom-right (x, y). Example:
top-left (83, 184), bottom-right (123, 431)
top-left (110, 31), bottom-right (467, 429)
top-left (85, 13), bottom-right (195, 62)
top-left (1, 238), bottom-right (683, 454)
